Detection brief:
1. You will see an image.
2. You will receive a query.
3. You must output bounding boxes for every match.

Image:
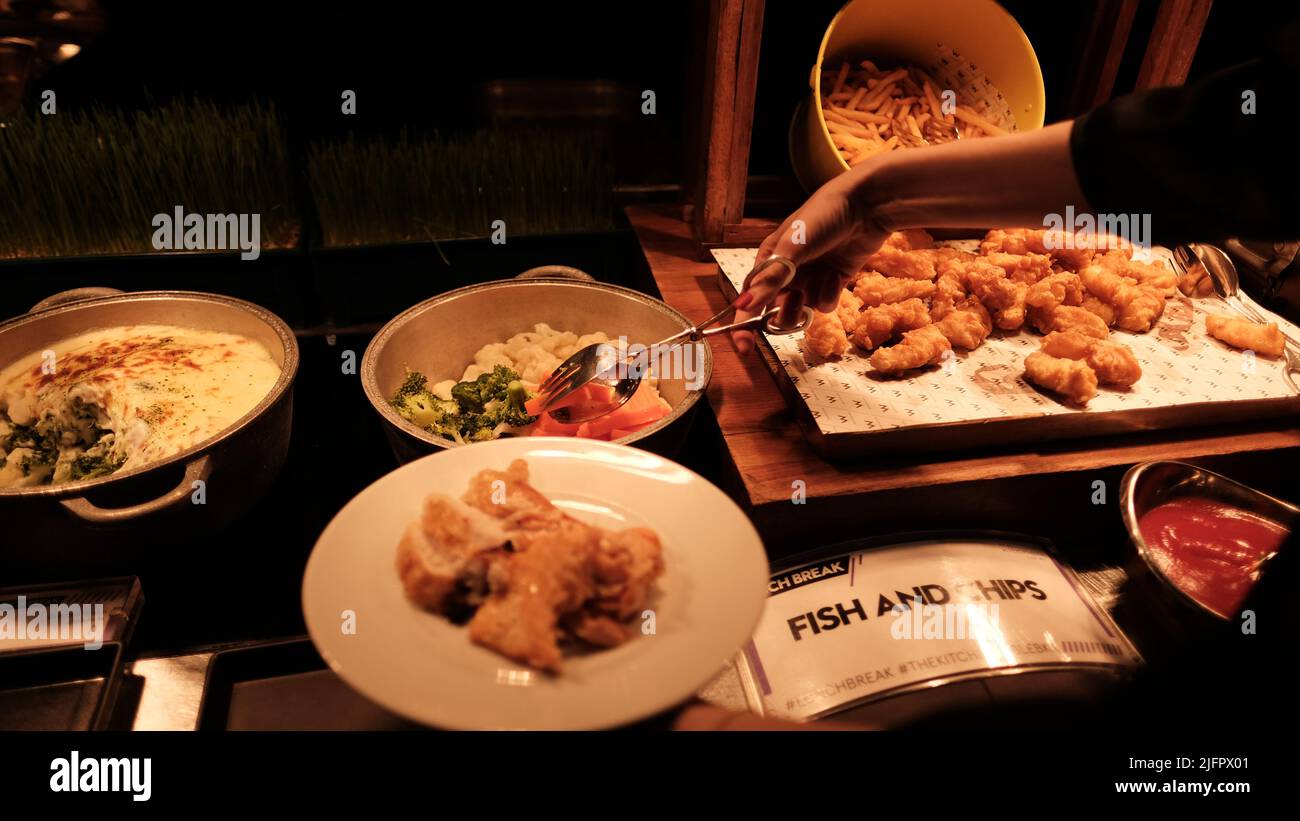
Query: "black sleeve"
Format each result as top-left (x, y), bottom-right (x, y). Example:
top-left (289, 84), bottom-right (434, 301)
top-left (1069, 19), bottom-right (1300, 246)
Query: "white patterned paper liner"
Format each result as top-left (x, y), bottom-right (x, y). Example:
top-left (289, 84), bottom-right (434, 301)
top-left (713, 246), bottom-right (1300, 437)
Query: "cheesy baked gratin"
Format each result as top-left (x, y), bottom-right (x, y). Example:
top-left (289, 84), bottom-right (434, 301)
top-left (0, 324), bottom-right (280, 488)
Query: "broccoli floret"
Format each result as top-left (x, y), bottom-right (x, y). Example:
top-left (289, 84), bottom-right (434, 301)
top-left (397, 365), bottom-right (534, 443)
top-left (493, 380), bottom-right (536, 428)
top-left (394, 369), bottom-right (429, 399)
top-left (391, 368), bottom-right (460, 431)
top-left (450, 379), bottom-right (485, 413)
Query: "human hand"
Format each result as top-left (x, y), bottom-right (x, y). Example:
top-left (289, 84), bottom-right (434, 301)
top-left (731, 170), bottom-right (889, 355)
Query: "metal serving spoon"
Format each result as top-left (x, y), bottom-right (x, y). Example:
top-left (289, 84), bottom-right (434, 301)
top-left (1178, 243), bottom-right (1300, 383)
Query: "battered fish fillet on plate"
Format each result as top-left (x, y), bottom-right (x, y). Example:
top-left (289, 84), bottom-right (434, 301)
top-left (1024, 351), bottom-right (1098, 406)
top-left (1205, 314), bottom-right (1286, 357)
top-left (934, 296), bottom-right (992, 350)
top-left (469, 516), bottom-right (600, 672)
top-left (870, 324), bottom-right (952, 373)
top-left (863, 245), bottom-right (937, 281)
top-left (851, 298), bottom-right (931, 350)
top-left (1040, 331), bottom-right (1142, 387)
top-left (397, 459), bottom-right (665, 672)
top-left (395, 493), bottom-right (509, 615)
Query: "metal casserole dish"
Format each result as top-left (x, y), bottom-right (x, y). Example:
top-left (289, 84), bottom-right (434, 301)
top-left (0, 290), bottom-right (299, 580)
top-left (361, 277), bottom-right (713, 462)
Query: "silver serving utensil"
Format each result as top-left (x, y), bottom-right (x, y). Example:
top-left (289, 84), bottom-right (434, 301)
top-left (1178, 243), bottom-right (1300, 386)
top-left (536, 256), bottom-right (807, 423)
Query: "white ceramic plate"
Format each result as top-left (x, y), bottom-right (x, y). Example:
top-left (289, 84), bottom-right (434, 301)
top-left (302, 437), bottom-right (769, 730)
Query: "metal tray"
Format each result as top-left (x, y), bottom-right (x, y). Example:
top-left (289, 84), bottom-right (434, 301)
top-left (715, 246), bottom-right (1300, 459)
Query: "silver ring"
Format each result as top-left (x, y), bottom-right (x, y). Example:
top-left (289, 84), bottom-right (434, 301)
top-left (765, 306), bottom-right (814, 335)
top-left (755, 254), bottom-right (797, 289)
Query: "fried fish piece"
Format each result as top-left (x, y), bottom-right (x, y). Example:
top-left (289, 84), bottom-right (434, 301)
top-left (965, 259), bottom-right (1029, 330)
top-left (928, 251), bottom-right (978, 319)
top-left (590, 527), bottom-right (664, 620)
top-left (1079, 259), bottom-right (1168, 332)
top-left (980, 227), bottom-right (1092, 272)
top-left (1079, 294), bottom-right (1118, 326)
top-left (1114, 284), bottom-right (1166, 333)
top-left (1040, 331), bottom-right (1142, 387)
top-left (835, 288), bottom-right (865, 329)
top-left (851, 272), bottom-right (936, 307)
top-left (1026, 272), bottom-right (1085, 311)
top-left (863, 245), bottom-right (937, 281)
top-left (982, 227), bottom-right (1132, 265)
top-left (883, 229), bottom-right (936, 251)
top-left (1023, 351), bottom-right (1098, 405)
top-left (934, 296), bottom-right (992, 350)
top-left (805, 309), bottom-right (851, 358)
top-left (1031, 305), bottom-right (1111, 339)
top-left (1079, 260), bottom-right (1135, 305)
top-left (985, 250), bottom-right (1055, 284)
top-left (396, 493), bottom-right (509, 614)
top-left (1205, 314), bottom-right (1286, 357)
top-left (851, 297), bottom-right (932, 350)
top-left (468, 516), bottom-right (601, 672)
top-left (1102, 253), bottom-right (1179, 296)
top-left (869, 324), bottom-right (952, 373)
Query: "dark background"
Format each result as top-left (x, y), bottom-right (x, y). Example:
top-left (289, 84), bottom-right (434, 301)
top-left (30, 0), bottom-right (1298, 186)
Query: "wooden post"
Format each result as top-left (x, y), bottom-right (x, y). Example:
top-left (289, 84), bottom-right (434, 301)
top-left (1135, 0), bottom-right (1214, 89)
top-left (1066, 0), bottom-right (1139, 115)
top-left (691, 0), bottom-right (765, 245)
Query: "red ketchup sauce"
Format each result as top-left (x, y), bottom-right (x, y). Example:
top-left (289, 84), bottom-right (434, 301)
top-left (1138, 497), bottom-right (1288, 618)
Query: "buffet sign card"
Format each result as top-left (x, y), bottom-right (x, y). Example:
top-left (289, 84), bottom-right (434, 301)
top-left (738, 539), bottom-right (1140, 721)
top-left (713, 246), bottom-right (1300, 438)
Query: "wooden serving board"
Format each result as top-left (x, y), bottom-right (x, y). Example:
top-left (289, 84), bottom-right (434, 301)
top-left (714, 246), bottom-right (1300, 460)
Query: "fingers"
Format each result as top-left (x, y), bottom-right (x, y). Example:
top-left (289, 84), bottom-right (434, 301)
top-left (733, 256), bottom-right (798, 355)
top-left (776, 289), bottom-right (806, 331)
top-left (814, 269), bottom-right (843, 312)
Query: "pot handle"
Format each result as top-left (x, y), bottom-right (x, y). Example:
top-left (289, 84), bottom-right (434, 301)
top-left (515, 265), bottom-right (594, 282)
top-left (30, 287), bottom-right (124, 314)
top-left (60, 455), bottom-right (213, 525)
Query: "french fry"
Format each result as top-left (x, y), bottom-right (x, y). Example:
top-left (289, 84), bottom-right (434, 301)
top-left (832, 60), bottom-right (850, 95)
top-left (829, 105), bottom-right (891, 125)
top-left (820, 58), bottom-right (1009, 164)
top-left (953, 105), bottom-right (1009, 136)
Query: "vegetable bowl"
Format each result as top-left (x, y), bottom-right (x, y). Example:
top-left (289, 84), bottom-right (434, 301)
top-left (360, 277), bottom-right (712, 463)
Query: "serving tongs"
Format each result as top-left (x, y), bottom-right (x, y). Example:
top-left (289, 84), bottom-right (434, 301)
top-left (532, 256), bottom-right (809, 423)
top-left (1174, 243), bottom-right (1300, 388)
